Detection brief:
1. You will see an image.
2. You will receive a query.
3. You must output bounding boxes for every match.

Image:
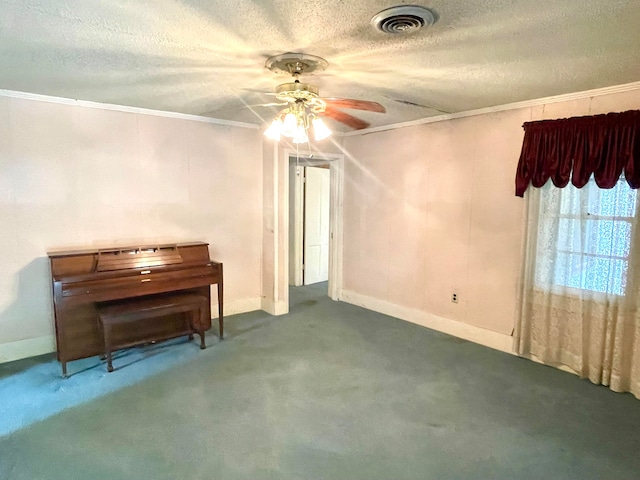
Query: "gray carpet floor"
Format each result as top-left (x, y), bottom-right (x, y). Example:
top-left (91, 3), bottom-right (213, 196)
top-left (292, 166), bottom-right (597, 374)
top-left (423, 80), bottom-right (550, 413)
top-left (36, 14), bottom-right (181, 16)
top-left (1, 283), bottom-right (640, 479)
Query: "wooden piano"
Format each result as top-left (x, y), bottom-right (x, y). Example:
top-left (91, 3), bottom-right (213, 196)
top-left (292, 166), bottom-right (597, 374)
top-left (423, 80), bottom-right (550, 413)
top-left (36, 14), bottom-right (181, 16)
top-left (48, 242), bottom-right (222, 376)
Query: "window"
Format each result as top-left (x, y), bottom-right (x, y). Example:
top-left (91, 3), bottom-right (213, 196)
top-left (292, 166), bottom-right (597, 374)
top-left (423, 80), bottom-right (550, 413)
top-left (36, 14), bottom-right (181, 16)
top-left (534, 178), bottom-right (638, 295)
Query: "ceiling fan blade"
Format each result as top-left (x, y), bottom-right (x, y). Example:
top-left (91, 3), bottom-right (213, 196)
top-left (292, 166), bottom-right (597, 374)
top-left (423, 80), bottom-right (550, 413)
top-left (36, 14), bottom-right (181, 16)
top-left (323, 107), bottom-right (370, 130)
top-left (245, 102), bottom-right (287, 108)
top-left (324, 98), bottom-right (386, 113)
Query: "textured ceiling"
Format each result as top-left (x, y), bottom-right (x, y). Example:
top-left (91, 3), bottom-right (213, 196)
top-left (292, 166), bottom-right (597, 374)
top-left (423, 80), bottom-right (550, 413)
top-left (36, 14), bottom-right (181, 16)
top-left (1, 0), bottom-right (640, 131)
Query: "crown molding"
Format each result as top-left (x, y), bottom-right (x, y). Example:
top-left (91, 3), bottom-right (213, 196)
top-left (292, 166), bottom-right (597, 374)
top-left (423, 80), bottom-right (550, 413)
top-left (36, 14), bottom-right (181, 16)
top-left (0, 89), bottom-right (260, 129)
top-left (4, 80), bottom-right (639, 135)
top-left (343, 81), bottom-right (640, 137)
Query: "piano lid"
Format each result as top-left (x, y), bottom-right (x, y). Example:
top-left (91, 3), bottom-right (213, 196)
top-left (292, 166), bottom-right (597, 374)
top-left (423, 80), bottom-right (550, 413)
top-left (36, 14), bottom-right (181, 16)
top-left (97, 245), bottom-right (183, 272)
top-left (47, 241), bottom-right (209, 258)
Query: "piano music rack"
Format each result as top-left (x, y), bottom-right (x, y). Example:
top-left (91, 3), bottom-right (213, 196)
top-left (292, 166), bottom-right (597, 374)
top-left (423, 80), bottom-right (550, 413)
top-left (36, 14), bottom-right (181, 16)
top-left (97, 245), bottom-right (183, 272)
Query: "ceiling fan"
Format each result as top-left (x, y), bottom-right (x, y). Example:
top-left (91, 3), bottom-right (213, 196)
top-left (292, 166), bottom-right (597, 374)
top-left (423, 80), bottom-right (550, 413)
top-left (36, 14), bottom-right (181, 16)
top-left (260, 53), bottom-right (386, 142)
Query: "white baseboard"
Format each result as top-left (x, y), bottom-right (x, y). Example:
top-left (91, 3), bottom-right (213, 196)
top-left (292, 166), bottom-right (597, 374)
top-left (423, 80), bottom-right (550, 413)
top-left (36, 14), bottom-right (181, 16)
top-left (211, 296), bottom-right (262, 318)
top-left (340, 289), bottom-right (515, 355)
top-left (0, 335), bottom-right (56, 364)
top-left (261, 298), bottom-right (289, 316)
top-left (1, 293), bottom-right (513, 364)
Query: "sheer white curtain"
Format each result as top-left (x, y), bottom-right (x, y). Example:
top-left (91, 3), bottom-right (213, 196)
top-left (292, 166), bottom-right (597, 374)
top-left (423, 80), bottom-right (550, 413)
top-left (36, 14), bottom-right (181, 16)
top-left (515, 179), bottom-right (640, 399)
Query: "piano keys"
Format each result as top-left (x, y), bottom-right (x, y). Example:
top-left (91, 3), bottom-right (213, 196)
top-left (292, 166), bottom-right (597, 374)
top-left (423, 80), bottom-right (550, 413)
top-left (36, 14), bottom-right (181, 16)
top-left (48, 242), bottom-right (223, 376)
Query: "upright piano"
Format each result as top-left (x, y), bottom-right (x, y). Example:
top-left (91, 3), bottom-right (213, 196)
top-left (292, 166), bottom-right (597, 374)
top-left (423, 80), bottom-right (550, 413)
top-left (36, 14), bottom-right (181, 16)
top-left (48, 242), bottom-right (223, 376)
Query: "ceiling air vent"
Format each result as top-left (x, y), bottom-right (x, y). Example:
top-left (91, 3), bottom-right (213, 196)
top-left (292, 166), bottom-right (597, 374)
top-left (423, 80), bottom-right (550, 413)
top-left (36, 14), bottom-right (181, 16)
top-left (371, 5), bottom-right (437, 34)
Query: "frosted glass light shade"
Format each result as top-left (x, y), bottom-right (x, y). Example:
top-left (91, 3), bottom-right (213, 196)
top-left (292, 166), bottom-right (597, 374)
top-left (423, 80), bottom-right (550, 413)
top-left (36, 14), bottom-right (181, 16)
top-left (292, 124), bottom-right (309, 144)
top-left (264, 119), bottom-right (282, 140)
top-left (281, 113), bottom-right (298, 137)
top-left (312, 117), bottom-right (332, 141)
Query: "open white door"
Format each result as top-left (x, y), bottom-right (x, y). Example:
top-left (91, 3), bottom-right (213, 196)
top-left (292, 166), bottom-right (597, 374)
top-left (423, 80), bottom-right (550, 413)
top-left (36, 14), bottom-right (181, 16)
top-left (303, 166), bottom-right (330, 285)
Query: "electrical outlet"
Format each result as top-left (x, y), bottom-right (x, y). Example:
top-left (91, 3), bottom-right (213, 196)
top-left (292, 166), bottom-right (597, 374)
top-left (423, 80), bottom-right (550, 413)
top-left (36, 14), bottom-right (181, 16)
top-left (452, 293), bottom-right (458, 303)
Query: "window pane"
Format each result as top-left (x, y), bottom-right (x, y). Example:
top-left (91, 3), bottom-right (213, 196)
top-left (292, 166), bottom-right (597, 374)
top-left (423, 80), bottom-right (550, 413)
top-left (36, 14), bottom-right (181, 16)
top-left (557, 218), bottom-right (582, 253)
top-left (585, 219), bottom-right (631, 257)
top-left (587, 179), bottom-right (637, 217)
top-left (552, 253), bottom-right (628, 295)
top-left (582, 256), bottom-right (627, 295)
top-left (552, 252), bottom-right (583, 290)
top-left (556, 218), bottom-right (631, 257)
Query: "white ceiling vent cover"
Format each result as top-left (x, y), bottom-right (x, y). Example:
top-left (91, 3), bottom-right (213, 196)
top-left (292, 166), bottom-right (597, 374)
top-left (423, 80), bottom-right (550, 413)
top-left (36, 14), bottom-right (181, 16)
top-left (371, 5), bottom-right (437, 34)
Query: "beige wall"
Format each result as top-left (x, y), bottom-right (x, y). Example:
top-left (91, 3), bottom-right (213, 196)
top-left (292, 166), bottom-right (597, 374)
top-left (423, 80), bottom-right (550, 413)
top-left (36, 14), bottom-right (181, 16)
top-left (340, 88), bottom-right (640, 344)
top-left (0, 96), bottom-right (263, 360)
top-left (3, 85), bottom-right (639, 362)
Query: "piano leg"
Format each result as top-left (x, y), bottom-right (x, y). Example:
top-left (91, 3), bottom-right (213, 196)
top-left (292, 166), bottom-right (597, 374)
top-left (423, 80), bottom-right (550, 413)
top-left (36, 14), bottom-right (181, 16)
top-left (103, 322), bottom-right (114, 372)
top-left (218, 279), bottom-right (224, 339)
top-left (106, 354), bottom-right (114, 373)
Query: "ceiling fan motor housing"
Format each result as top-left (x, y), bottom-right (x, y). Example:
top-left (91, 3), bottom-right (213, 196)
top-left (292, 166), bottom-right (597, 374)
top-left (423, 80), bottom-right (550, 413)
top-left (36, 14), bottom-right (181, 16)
top-left (265, 53), bottom-right (328, 76)
top-left (275, 81), bottom-right (319, 100)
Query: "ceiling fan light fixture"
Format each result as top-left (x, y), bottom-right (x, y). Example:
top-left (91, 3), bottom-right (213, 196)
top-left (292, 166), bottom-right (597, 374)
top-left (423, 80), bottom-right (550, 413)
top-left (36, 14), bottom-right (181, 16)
top-left (263, 52), bottom-right (385, 141)
top-left (371, 5), bottom-right (437, 34)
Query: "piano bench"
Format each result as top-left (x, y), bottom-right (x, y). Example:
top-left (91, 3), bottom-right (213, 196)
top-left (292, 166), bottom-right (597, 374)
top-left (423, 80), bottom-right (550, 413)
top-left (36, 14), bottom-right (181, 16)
top-left (97, 293), bottom-right (209, 373)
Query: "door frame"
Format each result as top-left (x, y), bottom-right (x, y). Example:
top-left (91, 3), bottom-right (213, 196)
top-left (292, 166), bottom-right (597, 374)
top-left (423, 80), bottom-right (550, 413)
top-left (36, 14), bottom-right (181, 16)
top-left (286, 149), bottom-right (344, 301)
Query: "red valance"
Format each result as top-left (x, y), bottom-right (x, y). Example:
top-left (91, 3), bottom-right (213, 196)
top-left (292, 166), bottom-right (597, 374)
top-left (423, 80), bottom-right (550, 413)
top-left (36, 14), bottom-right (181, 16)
top-left (515, 110), bottom-right (640, 197)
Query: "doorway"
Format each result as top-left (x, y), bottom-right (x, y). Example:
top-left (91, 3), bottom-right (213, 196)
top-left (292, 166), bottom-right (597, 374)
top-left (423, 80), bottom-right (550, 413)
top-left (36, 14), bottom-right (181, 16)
top-left (288, 153), bottom-right (342, 298)
top-left (283, 149), bottom-right (344, 304)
